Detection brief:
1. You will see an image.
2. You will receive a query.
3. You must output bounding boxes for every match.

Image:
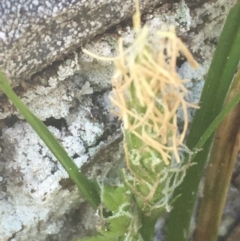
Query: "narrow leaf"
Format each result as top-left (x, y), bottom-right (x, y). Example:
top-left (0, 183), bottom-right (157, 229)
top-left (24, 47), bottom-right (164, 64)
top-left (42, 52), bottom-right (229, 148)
top-left (194, 67), bottom-right (240, 241)
top-left (0, 71), bottom-right (100, 209)
top-left (165, 2), bottom-right (240, 241)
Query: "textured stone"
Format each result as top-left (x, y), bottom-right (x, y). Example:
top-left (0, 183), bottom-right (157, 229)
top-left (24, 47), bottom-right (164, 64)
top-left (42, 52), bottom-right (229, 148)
top-left (0, 0), bottom-right (170, 86)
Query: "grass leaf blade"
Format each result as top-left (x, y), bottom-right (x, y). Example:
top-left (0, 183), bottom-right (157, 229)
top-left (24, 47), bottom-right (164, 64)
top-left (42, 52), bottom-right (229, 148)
top-left (165, 2), bottom-right (240, 240)
top-left (0, 71), bottom-right (100, 209)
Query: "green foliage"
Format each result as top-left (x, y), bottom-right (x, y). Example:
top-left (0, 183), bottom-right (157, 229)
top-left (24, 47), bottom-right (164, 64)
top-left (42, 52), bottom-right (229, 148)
top-left (101, 185), bottom-right (131, 212)
top-left (99, 185), bottom-right (134, 238)
top-left (76, 183), bottom-right (143, 241)
top-left (165, 2), bottom-right (240, 241)
top-left (194, 67), bottom-right (240, 241)
top-left (77, 236), bottom-right (113, 241)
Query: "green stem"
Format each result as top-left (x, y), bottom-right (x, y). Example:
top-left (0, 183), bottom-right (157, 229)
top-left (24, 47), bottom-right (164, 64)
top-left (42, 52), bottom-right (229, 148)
top-left (0, 71), bottom-right (100, 209)
top-left (140, 213), bottom-right (158, 241)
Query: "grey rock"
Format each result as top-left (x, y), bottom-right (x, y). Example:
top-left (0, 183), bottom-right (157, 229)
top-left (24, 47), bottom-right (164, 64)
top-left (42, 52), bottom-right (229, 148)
top-left (0, 0), bottom-right (171, 86)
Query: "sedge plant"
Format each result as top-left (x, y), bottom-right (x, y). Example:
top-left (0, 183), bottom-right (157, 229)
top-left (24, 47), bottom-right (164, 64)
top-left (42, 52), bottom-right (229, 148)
top-left (0, 1), bottom-right (240, 241)
top-left (82, 0), bottom-right (199, 239)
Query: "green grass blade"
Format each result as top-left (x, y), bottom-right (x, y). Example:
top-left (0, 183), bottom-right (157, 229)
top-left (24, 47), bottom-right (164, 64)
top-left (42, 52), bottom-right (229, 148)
top-left (194, 68), bottom-right (240, 241)
top-left (0, 71), bottom-right (100, 209)
top-left (165, 2), bottom-right (240, 241)
top-left (193, 91), bottom-right (240, 156)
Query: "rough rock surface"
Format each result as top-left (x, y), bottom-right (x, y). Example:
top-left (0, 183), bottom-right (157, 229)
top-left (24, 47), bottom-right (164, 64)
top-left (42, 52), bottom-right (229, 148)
top-left (0, 0), bottom-right (239, 241)
top-left (0, 0), bottom-right (170, 86)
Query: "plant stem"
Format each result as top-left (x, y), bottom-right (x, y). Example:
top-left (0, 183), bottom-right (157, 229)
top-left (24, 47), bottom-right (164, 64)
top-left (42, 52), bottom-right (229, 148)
top-left (165, 2), bottom-right (240, 241)
top-left (140, 213), bottom-right (158, 241)
top-left (194, 67), bottom-right (240, 241)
